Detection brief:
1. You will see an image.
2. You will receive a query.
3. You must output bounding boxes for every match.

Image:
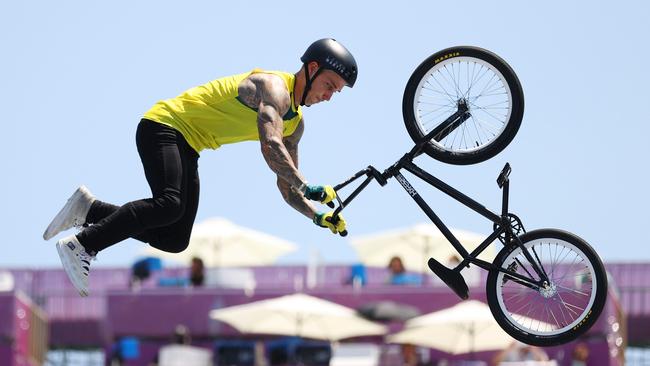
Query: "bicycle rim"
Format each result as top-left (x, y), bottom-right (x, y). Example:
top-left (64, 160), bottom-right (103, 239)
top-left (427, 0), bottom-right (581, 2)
top-left (412, 57), bottom-right (513, 154)
top-left (494, 239), bottom-right (599, 336)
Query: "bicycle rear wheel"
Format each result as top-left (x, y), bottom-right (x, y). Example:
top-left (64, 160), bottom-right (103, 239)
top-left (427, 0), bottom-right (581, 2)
top-left (403, 46), bottom-right (524, 165)
top-left (486, 229), bottom-right (608, 346)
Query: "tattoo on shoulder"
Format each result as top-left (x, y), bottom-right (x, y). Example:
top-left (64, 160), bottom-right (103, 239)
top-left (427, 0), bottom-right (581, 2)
top-left (238, 74), bottom-right (290, 114)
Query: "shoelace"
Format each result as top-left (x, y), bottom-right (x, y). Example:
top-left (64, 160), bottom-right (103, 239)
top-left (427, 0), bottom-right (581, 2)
top-left (71, 193), bottom-right (93, 229)
top-left (72, 218), bottom-right (85, 230)
top-left (77, 250), bottom-right (97, 274)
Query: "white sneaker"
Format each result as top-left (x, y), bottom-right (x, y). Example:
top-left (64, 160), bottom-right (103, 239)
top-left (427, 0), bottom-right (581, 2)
top-left (43, 185), bottom-right (96, 240)
top-left (56, 235), bottom-right (95, 297)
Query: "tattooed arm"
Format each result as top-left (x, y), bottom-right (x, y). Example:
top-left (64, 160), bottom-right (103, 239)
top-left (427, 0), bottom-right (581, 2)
top-left (276, 119), bottom-right (318, 218)
top-left (239, 73), bottom-right (316, 219)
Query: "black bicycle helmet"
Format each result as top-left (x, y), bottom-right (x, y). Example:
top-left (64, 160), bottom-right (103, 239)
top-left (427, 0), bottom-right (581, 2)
top-left (299, 38), bottom-right (357, 105)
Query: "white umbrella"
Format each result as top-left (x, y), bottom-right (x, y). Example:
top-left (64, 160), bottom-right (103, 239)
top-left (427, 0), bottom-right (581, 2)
top-left (143, 217), bottom-right (297, 267)
top-left (350, 223), bottom-right (496, 273)
top-left (210, 293), bottom-right (387, 341)
top-left (386, 300), bottom-right (549, 354)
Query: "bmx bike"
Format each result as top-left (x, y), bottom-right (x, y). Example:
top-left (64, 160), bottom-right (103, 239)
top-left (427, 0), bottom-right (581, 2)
top-left (326, 46), bottom-right (608, 347)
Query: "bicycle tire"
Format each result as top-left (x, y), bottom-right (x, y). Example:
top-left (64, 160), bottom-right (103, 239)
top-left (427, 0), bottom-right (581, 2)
top-left (486, 229), bottom-right (608, 346)
top-left (402, 46), bottom-right (524, 165)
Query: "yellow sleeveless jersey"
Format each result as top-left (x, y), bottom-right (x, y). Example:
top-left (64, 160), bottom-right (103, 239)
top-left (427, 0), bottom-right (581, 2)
top-left (143, 69), bottom-right (303, 153)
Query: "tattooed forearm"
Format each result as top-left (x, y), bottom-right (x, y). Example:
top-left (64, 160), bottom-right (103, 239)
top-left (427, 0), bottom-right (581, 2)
top-left (274, 120), bottom-right (313, 219)
top-left (259, 121), bottom-right (305, 188)
top-left (277, 178), bottom-right (316, 219)
top-left (260, 142), bottom-right (304, 188)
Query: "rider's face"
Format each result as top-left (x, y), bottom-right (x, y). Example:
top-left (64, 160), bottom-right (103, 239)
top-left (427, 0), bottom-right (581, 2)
top-left (304, 67), bottom-right (346, 106)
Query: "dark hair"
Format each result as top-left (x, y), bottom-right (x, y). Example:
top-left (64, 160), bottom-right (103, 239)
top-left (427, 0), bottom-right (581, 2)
top-left (388, 256), bottom-right (406, 274)
top-left (190, 257), bottom-right (204, 287)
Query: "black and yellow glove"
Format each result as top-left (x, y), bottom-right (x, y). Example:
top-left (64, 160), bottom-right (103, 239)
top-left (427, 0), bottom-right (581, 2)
top-left (313, 211), bottom-right (347, 236)
top-left (302, 184), bottom-right (337, 205)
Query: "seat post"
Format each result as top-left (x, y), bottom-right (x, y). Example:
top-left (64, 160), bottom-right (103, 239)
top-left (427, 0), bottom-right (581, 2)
top-left (501, 178), bottom-right (510, 218)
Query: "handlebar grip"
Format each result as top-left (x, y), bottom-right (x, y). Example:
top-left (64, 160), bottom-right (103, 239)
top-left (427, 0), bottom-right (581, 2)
top-left (326, 215), bottom-right (347, 237)
top-left (316, 191), bottom-right (336, 208)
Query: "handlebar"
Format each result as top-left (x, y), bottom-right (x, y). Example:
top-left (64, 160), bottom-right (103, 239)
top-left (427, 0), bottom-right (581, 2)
top-left (324, 165), bottom-right (390, 238)
top-left (327, 195), bottom-right (347, 237)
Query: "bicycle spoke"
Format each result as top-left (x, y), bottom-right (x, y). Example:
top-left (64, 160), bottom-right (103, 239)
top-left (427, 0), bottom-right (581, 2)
top-left (428, 74), bottom-right (458, 105)
top-left (546, 305), bottom-right (561, 331)
top-left (556, 285), bottom-right (590, 297)
top-left (514, 257), bottom-right (537, 282)
top-left (442, 64), bottom-right (461, 99)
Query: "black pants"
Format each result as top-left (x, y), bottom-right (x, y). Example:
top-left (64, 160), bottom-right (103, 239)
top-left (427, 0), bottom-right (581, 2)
top-left (77, 119), bottom-right (200, 254)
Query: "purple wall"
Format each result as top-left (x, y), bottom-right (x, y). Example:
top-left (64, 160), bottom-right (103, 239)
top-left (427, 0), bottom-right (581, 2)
top-left (107, 287), bottom-right (472, 338)
top-left (0, 292), bottom-right (45, 366)
top-left (0, 346), bottom-right (11, 366)
top-left (0, 294), bottom-right (14, 340)
top-left (0, 262), bottom-right (640, 360)
top-left (0, 294), bottom-right (16, 366)
top-left (104, 287), bottom-right (623, 366)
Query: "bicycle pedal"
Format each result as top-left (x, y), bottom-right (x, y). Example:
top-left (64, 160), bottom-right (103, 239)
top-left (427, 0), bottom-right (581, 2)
top-left (497, 163), bottom-right (511, 188)
top-left (427, 258), bottom-right (469, 300)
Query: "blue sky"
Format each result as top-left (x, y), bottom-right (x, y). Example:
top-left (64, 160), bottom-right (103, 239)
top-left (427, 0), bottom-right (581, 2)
top-left (1, 1), bottom-right (648, 267)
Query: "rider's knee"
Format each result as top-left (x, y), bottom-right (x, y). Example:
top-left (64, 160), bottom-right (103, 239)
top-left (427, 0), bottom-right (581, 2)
top-left (153, 236), bottom-right (190, 253)
top-left (154, 190), bottom-right (185, 225)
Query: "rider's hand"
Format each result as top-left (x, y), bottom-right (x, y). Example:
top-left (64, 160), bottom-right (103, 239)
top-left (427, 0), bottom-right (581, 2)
top-left (313, 211), bottom-right (347, 235)
top-left (303, 184), bottom-right (336, 205)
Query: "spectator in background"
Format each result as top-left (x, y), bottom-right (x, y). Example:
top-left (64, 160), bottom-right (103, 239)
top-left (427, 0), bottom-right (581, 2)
top-left (149, 324), bottom-right (192, 366)
top-left (401, 343), bottom-right (418, 366)
top-left (387, 256), bottom-right (422, 286)
top-left (190, 257), bottom-right (205, 287)
top-left (388, 256), bottom-right (406, 278)
top-left (171, 324), bottom-right (191, 345)
top-left (492, 341), bottom-right (549, 365)
top-left (571, 342), bottom-right (590, 366)
top-left (445, 253), bottom-right (480, 287)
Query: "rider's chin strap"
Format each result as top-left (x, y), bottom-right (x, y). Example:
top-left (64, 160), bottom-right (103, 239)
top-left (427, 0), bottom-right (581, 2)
top-left (300, 64), bottom-right (324, 106)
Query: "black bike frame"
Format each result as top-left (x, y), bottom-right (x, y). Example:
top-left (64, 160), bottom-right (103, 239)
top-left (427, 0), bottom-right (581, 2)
top-left (333, 148), bottom-right (550, 289)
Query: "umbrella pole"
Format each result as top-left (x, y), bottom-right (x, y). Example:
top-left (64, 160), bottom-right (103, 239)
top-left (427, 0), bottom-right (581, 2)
top-left (469, 322), bottom-right (475, 360)
top-left (422, 238), bottom-right (428, 286)
top-left (216, 238), bottom-right (221, 267)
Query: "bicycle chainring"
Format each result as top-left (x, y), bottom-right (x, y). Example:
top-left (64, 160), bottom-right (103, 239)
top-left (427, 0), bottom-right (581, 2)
top-left (493, 213), bottom-right (526, 246)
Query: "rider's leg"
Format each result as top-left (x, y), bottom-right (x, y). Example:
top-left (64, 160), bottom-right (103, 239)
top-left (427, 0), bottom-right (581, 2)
top-left (76, 119), bottom-right (199, 254)
top-left (84, 200), bottom-right (119, 225)
top-left (57, 119), bottom-right (199, 296)
top-left (145, 154), bottom-right (200, 253)
top-left (82, 136), bottom-right (200, 253)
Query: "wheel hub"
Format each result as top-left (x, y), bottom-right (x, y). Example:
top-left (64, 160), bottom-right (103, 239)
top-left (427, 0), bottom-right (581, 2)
top-left (457, 98), bottom-right (470, 112)
top-left (539, 281), bottom-right (558, 298)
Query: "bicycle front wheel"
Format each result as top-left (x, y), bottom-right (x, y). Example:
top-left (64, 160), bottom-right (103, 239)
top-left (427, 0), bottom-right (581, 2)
top-left (402, 46), bottom-right (524, 165)
top-left (486, 229), bottom-right (608, 346)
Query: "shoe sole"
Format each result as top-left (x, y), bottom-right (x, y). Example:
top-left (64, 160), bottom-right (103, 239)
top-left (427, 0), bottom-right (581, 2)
top-left (43, 186), bottom-right (91, 241)
top-left (56, 242), bottom-right (89, 297)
